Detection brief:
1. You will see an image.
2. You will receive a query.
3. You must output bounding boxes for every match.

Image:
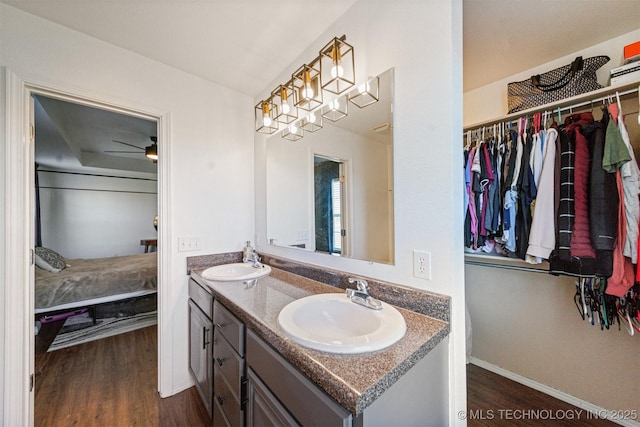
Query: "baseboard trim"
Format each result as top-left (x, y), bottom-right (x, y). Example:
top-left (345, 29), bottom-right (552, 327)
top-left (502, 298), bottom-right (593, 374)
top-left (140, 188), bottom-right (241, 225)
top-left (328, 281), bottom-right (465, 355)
top-left (469, 357), bottom-right (640, 427)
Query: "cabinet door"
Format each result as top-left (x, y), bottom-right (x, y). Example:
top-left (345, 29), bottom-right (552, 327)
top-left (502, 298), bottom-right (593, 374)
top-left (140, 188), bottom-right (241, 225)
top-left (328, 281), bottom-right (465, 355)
top-left (189, 299), bottom-right (213, 416)
top-left (247, 368), bottom-right (299, 427)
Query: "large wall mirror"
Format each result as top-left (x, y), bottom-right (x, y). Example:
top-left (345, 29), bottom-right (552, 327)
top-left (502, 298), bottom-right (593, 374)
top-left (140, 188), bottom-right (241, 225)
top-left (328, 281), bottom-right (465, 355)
top-left (266, 68), bottom-right (394, 264)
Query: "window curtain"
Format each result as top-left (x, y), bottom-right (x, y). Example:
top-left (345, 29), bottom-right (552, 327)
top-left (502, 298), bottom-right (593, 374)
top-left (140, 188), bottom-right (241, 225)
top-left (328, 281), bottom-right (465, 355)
top-left (314, 161), bottom-right (339, 253)
top-left (35, 163), bottom-right (42, 247)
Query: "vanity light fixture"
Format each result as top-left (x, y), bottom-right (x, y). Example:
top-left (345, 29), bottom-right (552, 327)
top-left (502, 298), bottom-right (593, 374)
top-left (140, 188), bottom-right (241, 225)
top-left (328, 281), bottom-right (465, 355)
top-left (272, 82), bottom-right (297, 124)
top-left (255, 98), bottom-right (278, 134)
top-left (282, 123), bottom-right (304, 141)
top-left (349, 76), bottom-right (380, 108)
top-left (292, 64), bottom-right (323, 111)
top-left (256, 35), bottom-right (378, 140)
top-left (319, 36), bottom-right (355, 94)
top-left (321, 95), bottom-right (348, 122)
top-left (300, 110), bottom-right (323, 132)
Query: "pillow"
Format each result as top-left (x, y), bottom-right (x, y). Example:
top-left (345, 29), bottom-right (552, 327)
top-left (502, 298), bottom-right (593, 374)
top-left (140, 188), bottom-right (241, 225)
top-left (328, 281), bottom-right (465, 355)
top-left (34, 247), bottom-right (67, 273)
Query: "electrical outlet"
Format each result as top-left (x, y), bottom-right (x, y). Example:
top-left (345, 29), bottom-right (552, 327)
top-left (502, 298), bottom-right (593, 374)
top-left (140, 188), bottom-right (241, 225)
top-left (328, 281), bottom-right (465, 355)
top-left (413, 250), bottom-right (431, 280)
top-left (178, 236), bottom-right (201, 252)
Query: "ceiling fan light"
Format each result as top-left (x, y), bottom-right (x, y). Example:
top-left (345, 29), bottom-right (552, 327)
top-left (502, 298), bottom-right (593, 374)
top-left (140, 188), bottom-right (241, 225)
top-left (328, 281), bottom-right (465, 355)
top-left (145, 144), bottom-right (158, 160)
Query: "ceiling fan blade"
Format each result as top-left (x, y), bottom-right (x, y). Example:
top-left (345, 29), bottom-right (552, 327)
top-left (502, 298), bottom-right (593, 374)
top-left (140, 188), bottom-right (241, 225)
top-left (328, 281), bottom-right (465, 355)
top-left (112, 140), bottom-right (144, 150)
top-left (104, 150), bottom-right (142, 154)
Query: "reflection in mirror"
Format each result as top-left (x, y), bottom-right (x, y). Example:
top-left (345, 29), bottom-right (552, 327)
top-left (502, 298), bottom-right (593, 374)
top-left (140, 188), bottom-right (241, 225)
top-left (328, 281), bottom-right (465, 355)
top-left (266, 68), bottom-right (394, 264)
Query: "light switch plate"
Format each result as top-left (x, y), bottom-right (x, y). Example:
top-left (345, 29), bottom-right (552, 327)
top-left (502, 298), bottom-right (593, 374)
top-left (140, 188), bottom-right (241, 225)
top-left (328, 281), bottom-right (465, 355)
top-left (178, 236), bottom-right (201, 252)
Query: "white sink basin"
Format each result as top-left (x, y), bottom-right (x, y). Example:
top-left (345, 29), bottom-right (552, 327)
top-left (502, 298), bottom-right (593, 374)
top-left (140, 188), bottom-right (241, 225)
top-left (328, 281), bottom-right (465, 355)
top-left (201, 263), bottom-right (271, 282)
top-left (278, 293), bottom-right (406, 354)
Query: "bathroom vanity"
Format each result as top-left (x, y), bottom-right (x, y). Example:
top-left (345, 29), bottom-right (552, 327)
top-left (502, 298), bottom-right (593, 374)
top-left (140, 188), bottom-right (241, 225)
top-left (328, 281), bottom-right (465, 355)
top-left (188, 257), bottom-right (450, 426)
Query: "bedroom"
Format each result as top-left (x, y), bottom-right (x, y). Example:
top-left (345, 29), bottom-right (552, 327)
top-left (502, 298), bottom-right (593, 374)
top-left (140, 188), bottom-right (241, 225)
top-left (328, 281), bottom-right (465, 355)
top-left (33, 94), bottom-right (159, 351)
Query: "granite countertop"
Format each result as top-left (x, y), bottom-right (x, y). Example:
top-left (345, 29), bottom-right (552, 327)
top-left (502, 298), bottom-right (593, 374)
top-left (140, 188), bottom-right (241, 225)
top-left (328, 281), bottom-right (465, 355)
top-left (190, 267), bottom-right (449, 415)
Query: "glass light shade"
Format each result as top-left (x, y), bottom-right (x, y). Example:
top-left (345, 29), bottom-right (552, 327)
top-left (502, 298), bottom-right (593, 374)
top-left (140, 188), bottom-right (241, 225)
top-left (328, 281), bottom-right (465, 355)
top-left (145, 143), bottom-right (158, 160)
top-left (271, 83), bottom-right (297, 124)
top-left (292, 64), bottom-right (322, 111)
top-left (255, 99), bottom-right (278, 134)
top-left (349, 76), bottom-right (380, 108)
top-left (321, 95), bottom-right (348, 122)
top-left (300, 111), bottom-right (323, 132)
top-left (319, 37), bottom-right (355, 94)
top-left (282, 123), bottom-right (304, 141)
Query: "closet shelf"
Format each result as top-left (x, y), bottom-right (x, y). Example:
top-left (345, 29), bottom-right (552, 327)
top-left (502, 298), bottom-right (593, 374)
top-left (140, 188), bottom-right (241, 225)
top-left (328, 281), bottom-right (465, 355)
top-left (464, 253), bottom-right (549, 274)
top-left (464, 77), bottom-right (640, 130)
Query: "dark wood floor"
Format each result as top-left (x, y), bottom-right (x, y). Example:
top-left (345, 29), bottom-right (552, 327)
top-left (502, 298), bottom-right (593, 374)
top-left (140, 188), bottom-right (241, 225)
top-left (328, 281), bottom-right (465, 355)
top-left (467, 363), bottom-right (616, 426)
top-left (36, 325), bottom-right (616, 426)
top-left (35, 324), bottom-right (211, 427)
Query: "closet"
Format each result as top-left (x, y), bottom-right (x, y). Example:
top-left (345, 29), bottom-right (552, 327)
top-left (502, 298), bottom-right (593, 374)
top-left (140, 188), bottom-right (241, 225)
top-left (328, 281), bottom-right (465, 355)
top-left (463, 75), bottom-right (640, 417)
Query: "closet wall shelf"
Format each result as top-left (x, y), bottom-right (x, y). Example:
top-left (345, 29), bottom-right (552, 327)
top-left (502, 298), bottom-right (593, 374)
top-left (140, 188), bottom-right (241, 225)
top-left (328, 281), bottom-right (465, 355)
top-left (464, 253), bottom-right (549, 274)
top-left (464, 78), bottom-right (640, 130)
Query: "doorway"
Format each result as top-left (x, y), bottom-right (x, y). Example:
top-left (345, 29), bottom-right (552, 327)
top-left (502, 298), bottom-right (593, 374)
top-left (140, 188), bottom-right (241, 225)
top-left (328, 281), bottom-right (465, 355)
top-left (3, 71), bottom-right (171, 425)
top-left (313, 155), bottom-right (346, 256)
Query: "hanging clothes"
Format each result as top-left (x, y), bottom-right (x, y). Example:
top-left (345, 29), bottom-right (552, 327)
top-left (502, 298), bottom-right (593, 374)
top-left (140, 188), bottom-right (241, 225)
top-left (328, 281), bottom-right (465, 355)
top-left (526, 127), bottom-right (558, 262)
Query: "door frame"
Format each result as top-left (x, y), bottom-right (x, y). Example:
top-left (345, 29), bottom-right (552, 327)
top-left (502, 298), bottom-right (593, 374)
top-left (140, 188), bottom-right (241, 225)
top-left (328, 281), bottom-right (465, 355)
top-left (3, 69), bottom-right (173, 426)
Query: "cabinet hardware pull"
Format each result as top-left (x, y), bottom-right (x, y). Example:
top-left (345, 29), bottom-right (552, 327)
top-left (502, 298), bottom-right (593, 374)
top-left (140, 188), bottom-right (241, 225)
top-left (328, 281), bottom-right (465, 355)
top-left (216, 395), bottom-right (227, 405)
top-left (215, 323), bottom-right (226, 329)
top-left (216, 357), bottom-right (225, 366)
top-left (202, 327), bottom-right (210, 349)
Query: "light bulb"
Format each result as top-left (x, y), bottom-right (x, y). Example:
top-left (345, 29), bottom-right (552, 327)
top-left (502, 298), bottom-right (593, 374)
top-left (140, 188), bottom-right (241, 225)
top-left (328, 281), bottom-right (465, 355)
top-left (309, 112), bottom-right (317, 123)
top-left (331, 64), bottom-right (344, 79)
top-left (329, 43), bottom-right (344, 79)
top-left (282, 102), bottom-right (291, 115)
top-left (302, 85), bottom-right (314, 100)
top-left (289, 124), bottom-right (298, 133)
top-left (302, 70), bottom-right (314, 99)
top-left (330, 99), bottom-right (340, 110)
top-left (263, 115), bottom-right (272, 127)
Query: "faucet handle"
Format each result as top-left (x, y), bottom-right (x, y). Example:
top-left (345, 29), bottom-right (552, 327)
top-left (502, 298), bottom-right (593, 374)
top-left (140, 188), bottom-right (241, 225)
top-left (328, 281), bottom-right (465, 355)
top-left (347, 277), bottom-right (369, 293)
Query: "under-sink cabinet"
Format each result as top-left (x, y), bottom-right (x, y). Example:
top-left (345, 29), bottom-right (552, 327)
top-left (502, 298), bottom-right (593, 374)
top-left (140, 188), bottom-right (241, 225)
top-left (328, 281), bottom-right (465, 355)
top-left (188, 279), bottom-right (214, 416)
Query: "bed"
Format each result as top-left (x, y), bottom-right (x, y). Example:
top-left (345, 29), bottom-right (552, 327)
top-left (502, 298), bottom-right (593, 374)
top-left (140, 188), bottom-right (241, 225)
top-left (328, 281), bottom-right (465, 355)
top-left (35, 252), bottom-right (157, 315)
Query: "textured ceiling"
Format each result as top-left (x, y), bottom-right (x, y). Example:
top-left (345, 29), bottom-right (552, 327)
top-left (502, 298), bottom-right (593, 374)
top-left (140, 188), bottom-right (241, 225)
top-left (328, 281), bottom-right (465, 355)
top-left (4, 0), bottom-right (638, 95)
top-left (1, 0), bottom-right (359, 97)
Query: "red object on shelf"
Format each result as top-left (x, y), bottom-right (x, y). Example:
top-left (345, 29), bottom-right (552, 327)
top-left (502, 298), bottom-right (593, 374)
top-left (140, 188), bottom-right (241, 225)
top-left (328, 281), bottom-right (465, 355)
top-left (624, 41), bottom-right (640, 63)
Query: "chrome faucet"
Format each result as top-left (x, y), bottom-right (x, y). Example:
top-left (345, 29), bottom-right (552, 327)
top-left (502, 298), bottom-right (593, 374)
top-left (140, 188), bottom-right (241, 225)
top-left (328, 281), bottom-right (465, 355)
top-left (346, 278), bottom-right (382, 310)
top-left (243, 251), bottom-right (264, 268)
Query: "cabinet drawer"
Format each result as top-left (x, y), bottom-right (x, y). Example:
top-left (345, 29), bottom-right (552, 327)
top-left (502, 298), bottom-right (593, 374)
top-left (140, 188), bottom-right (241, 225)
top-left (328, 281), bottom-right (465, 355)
top-left (189, 278), bottom-right (213, 319)
top-left (214, 300), bottom-right (245, 355)
top-left (247, 329), bottom-right (351, 427)
top-left (214, 366), bottom-right (244, 427)
top-left (214, 328), bottom-right (244, 402)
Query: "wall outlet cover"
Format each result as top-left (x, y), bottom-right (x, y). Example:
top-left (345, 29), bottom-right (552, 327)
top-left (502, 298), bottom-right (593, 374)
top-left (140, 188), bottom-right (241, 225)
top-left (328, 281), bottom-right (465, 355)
top-left (413, 250), bottom-right (431, 280)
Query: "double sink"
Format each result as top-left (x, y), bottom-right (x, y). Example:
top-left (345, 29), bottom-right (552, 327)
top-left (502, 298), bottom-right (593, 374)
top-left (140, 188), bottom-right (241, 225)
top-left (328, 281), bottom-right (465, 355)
top-left (201, 263), bottom-right (406, 354)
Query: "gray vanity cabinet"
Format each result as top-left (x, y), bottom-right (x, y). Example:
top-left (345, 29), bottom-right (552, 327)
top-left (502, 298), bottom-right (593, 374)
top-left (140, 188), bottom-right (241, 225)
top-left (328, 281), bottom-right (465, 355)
top-left (213, 300), bottom-right (246, 426)
top-left (188, 279), bottom-right (214, 416)
top-left (246, 329), bottom-right (352, 427)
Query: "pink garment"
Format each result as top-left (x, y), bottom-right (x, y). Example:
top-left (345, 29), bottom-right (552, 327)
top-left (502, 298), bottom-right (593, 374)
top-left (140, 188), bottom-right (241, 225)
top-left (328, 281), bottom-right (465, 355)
top-left (606, 171), bottom-right (635, 297)
top-left (567, 115), bottom-right (596, 258)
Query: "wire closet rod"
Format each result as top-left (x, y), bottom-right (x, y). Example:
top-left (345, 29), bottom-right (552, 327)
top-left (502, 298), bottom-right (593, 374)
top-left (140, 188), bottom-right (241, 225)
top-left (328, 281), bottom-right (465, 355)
top-left (463, 86), bottom-right (639, 135)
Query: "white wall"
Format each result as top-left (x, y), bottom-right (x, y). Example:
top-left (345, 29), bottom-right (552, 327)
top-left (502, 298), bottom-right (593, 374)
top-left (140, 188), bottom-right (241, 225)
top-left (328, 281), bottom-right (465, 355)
top-left (266, 124), bottom-right (391, 263)
top-left (464, 30), bottom-right (640, 418)
top-left (38, 170), bottom-right (158, 259)
top-left (465, 30), bottom-right (640, 125)
top-left (0, 65), bottom-right (7, 423)
top-left (255, 0), bottom-right (466, 423)
top-left (0, 2), bottom-right (255, 413)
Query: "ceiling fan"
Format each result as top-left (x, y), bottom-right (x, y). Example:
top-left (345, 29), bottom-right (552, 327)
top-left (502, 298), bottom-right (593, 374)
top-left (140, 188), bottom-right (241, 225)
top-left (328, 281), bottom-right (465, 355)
top-left (106, 136), bottom-right (158, 162)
